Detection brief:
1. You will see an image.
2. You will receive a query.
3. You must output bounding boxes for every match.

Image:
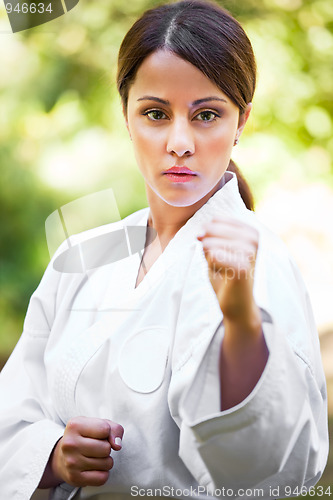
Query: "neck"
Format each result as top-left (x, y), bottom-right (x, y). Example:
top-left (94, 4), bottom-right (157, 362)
top-left (147, 203), bottom-right (194, 246)
top-left (146, 181), bottom-right (223, 247)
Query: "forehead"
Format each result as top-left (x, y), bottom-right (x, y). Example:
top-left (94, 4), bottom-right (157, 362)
top-left (128, 49), bottom-right (229, 102)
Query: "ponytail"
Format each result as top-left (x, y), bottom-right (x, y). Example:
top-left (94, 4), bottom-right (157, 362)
top-left (227, 160), bottom-right (254, 211)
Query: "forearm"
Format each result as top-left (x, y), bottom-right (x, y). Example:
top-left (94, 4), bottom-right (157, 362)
top-left (219, 304), bottom-right (269, 411)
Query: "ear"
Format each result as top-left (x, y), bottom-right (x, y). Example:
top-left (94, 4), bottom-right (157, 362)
top-left (122, 102), bottom-right (130, 136)
top-left (236, 102), bottom-right (252, 139)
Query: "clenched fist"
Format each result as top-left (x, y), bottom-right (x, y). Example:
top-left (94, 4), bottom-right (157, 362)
top-left (50, 416), bottom-right (124, 488)
top-left (198, 216), bottom-right (260, 331)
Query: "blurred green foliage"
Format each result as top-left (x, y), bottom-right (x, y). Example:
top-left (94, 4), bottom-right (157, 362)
top-left (0, 0), bottom-right (332, 357)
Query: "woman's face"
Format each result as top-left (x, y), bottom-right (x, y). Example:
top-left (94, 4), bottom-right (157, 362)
top-left (125, 49), bottom-right (251, 208)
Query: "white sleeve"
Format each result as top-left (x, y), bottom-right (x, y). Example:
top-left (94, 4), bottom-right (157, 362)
top-left (168, 243), bottom-right (329, 499)
top-left (0, 262), bottom-right (66, 500)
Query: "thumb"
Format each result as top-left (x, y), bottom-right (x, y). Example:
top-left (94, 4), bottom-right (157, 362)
top-left (105, 420), bottom-right (124, 451)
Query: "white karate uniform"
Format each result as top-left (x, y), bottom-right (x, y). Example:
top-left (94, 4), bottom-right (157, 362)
top-left (0, 172), bottom-right (328, 500)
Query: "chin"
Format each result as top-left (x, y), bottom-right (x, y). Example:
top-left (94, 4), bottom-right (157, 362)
top-left (148, 181), bottom-right (217, 209)
top-left (160, 192), bottom-right (207, 208)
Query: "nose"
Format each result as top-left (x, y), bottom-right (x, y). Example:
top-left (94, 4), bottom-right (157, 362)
top-left (166, 119), bottom-right (195, 157)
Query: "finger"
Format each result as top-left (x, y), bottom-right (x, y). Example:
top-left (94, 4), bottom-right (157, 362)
top-left (79, 469), bottom-right (110, 488)
top-left (68, 417), bottom-right (111, 440)
top-left (105, 420), bottom-right (124, 451)
top-left (199, 223), bottom-right (258, 244)
top-left (200, 214), bottom-right (258, 232)
top-left (79, 437), bottom-right (112, 459)
top-left (80, 455), bottom-right (114, 472)
top-left (201, 236), bottom-right (256, 250)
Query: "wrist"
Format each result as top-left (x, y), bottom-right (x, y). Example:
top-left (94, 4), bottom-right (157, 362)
top-left (38, 439), bottom-right (63, 489)
top-left (221, 304), bottom-right (268, 378)
top-left (223, 301), bottom-right (262, 340)
top-left (50, 437), bottom-right (65, 485)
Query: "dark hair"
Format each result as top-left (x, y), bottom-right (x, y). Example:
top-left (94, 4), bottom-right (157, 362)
top-left (117, 0), bottom-right (256, 210)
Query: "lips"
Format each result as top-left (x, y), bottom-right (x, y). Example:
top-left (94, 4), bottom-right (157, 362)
top-left (164, 166), bottom-right (196, 175)
top-left (163, 166), bottom-right (197, 183)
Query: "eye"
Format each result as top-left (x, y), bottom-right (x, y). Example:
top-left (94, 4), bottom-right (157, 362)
top-left (195, 110), bottom-right (220, 122)
top-left (143, 109), bottom-right (167, 121)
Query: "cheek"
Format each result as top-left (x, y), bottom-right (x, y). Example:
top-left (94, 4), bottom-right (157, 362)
top-left (131, 129), bottom-right (162, 174)
top-left (132, 132), bottom-right (166, 168)
top-left (204, 129), bottom-right (233, 158)
top-left (127, 114), bottom-right (150, 152)
top-left (132, 125), bottom-right (160, 153)
top-left (131, 133), bottom-right (152, 162)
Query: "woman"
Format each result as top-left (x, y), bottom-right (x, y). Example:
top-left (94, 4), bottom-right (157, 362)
top-left (0, 1), bottom-right (328, 499)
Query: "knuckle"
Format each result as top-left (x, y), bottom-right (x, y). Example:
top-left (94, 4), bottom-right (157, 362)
top-left (99, 420), bottom-right (111, 435)
top-left (64, 455), bottom-right (76, 470)
top-left (107, 419), bottom-right (124, 436)
top-left (66, 418), bottom-right (80, 433)
top-left (61, 436), bottom-right (77, 452)
top-left (77, 472), bottom-right (90, 487)
top-left (103, 442), bottom-right (112, 456)
top-left (67, 469), bottom-right (79, 485)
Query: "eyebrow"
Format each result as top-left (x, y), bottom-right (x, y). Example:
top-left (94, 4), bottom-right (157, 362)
top-left (137, 96), bottom-right (227, 105)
